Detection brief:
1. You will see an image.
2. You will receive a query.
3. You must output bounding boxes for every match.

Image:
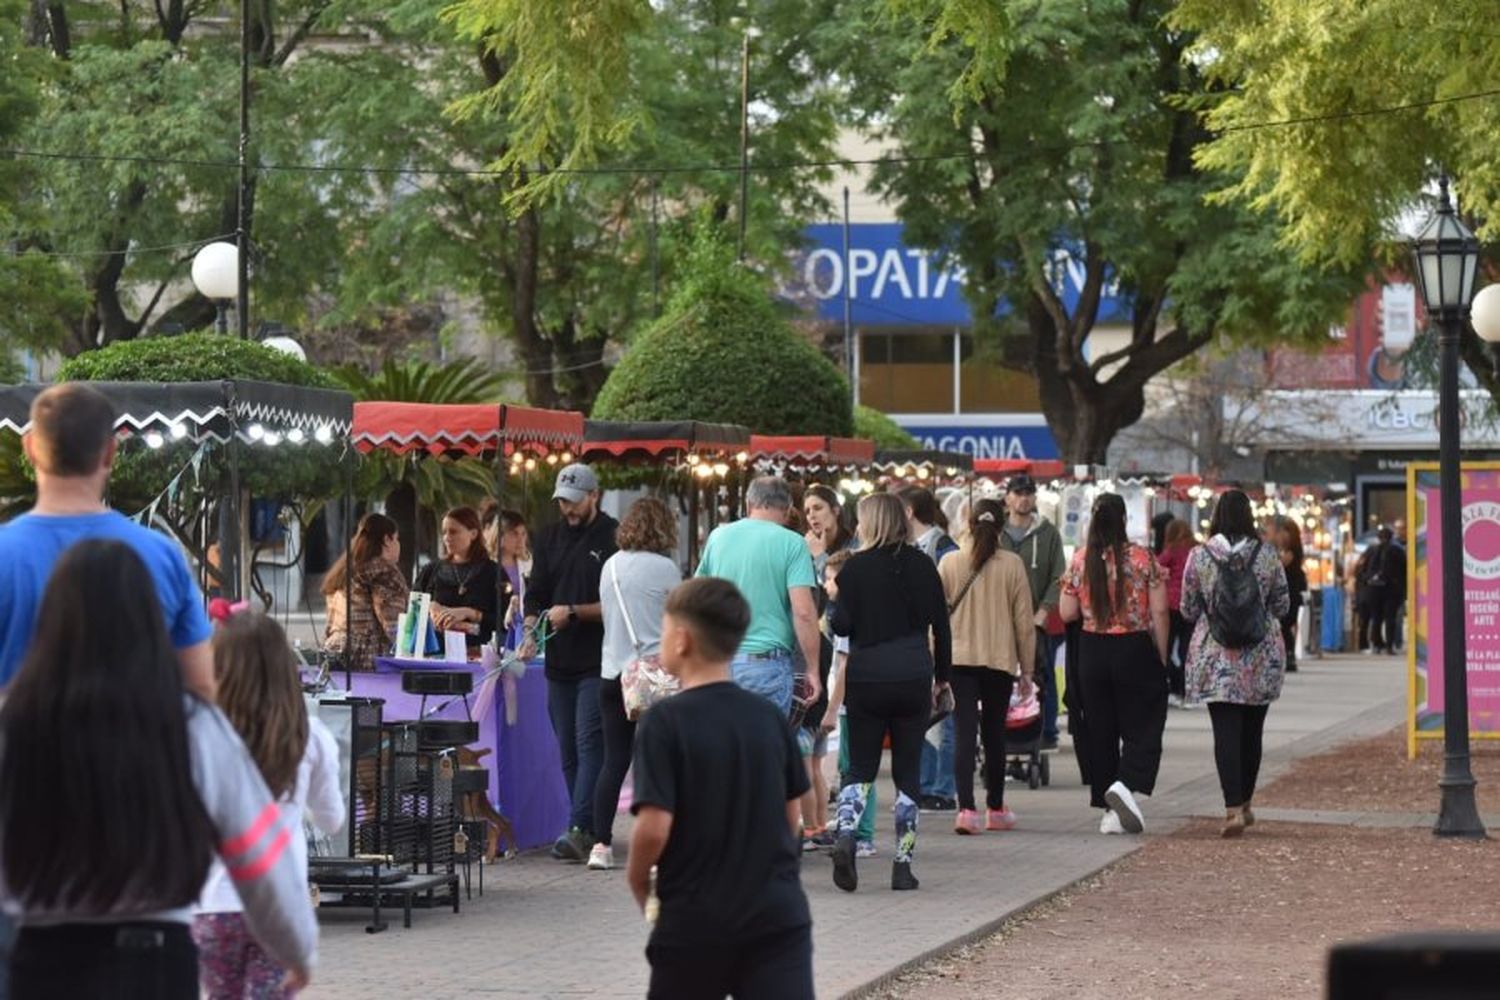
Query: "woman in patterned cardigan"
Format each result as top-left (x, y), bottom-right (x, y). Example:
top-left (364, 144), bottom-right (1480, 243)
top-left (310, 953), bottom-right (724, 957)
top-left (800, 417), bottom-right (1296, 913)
top-left (322, 513), bottom-right (410, 671)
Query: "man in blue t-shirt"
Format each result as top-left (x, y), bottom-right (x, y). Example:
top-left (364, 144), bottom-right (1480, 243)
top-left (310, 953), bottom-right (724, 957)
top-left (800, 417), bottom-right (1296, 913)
top-left (695, 476), bottom-right (821, 715)
top-left (0, 383), bottom-right (213, 694)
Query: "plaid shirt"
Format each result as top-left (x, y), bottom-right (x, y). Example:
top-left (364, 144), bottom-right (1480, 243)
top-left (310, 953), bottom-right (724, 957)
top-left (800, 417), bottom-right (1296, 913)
top-left (324, 559), bottom-right (409, 671)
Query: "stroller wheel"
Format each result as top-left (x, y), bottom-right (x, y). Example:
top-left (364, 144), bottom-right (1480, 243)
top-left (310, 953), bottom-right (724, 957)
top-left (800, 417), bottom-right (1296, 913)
top-left (1027, 760), bottom-right (1041, 790)
top-left (1039, 754), bottom-right (1051, 787)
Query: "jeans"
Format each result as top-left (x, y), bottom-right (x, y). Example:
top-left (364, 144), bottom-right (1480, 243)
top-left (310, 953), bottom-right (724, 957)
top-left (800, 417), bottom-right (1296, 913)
top-left (593, 677), bottom-right (636, 847)
top-left (731, 652), bottom-right (794, 715)
top-left (919, 715), bottom-right (956, 799)
top-left (547, 675), bottom-right (604, 835)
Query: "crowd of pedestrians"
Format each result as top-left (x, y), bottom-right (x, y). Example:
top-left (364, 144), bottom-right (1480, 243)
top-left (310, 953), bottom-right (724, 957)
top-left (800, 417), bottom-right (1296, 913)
top-left (0, 387), bottom-right (1365, 1000)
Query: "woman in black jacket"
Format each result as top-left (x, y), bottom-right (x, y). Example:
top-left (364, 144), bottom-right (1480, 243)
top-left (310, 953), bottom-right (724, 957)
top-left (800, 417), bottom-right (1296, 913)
top-left (827, 492), bottom-right (952, 893)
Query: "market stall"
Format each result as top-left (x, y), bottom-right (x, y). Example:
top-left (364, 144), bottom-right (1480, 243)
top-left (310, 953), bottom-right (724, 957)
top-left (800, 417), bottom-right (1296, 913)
top-left (582, 419), bottom-right (752, 567)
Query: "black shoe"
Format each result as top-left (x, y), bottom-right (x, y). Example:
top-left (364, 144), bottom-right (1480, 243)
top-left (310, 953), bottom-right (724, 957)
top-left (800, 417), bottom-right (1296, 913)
top-left (553, 826), bottom-right (592, 862)
top-left (832, 833), bottom-right (858, 892)
top-left (919, 795), bottom-right (956, 812)
top-left (1040, 737), bottom-right (1059, 751)
top-left (891, 860), bottom-right (919, 891)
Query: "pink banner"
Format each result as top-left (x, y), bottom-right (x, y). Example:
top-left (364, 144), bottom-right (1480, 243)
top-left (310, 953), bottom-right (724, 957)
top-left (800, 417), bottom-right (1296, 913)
top-left (1420, 470), bottom-right (1500, 732)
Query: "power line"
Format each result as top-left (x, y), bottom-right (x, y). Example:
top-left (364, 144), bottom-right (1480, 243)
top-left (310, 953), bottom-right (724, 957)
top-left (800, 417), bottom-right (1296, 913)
top-left (0, 234), bottom-right (235, 258)
top-left (0, 86), bottom-right (1495, 182)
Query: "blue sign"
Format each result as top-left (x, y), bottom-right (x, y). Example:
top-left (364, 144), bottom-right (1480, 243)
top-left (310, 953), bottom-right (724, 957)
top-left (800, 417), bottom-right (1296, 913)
top-left (795, 223), bottom-right (1133, 328)
top-left (896, 419), bottom-right (1060, 461)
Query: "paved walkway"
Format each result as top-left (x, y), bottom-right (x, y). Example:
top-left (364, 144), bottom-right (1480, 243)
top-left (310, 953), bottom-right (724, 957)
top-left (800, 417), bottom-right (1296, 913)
top-left (305, 653), bottom-right (1404, 1000)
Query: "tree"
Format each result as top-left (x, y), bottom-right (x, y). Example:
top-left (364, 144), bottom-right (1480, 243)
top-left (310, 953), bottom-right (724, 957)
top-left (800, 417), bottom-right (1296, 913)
top-left (854, 404), bottom-right (919, 449)
top-left (592, 227), bottom-right (852, 435)
top-left (823, 0), bottom-right (1365, 464)
top-left (1172, 0), bottom-right (1500, 398)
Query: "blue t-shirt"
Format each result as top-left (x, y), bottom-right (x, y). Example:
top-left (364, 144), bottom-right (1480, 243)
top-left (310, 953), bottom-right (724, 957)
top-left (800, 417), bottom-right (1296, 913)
top-left (0, 511), bottom-right (213, 686)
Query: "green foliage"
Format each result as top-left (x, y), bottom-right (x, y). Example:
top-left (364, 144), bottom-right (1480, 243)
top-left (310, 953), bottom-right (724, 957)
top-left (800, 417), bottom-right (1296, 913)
top-left (854, 405), bottom-right (918, 449)
top-left (1173, 0), bottom-right (1500, 268)
top-left (441, 0), bottom-right (651, 207)
top-left (592, 228), bottom-right (852, 436)
top-left (55, 334), bottom-right (344, 511)
top-left (821, 0), bottom-right (1365, 461)
top-left (332, 357), bottom-right (505, 511)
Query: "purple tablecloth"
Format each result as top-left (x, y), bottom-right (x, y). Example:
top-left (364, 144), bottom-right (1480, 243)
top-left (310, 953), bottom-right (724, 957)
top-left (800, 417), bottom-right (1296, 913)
top-left (340, 657), bottom-right (568, 851)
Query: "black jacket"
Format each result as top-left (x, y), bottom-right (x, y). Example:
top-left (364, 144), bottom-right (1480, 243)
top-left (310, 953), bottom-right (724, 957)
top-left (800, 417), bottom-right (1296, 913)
top-left (830, 543), bottom-right (952, 683)
top-left (523, 511), bottom-right (618, 680)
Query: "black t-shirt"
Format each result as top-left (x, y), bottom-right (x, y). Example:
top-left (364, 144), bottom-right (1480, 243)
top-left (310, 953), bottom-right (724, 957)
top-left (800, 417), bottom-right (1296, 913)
top-left (631, 681), bottom-right (811, 947)
top-left (414, 558), bottom-right (503, 647)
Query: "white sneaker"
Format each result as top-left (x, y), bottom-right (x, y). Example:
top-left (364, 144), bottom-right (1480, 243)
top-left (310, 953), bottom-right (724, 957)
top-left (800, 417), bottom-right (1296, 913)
top-left (586, 843), bottom-right (614, 870)
top-left (1099, 810), bottom-right (1125, 835)
top-left (1105, 780), bottom-right (1145, 833)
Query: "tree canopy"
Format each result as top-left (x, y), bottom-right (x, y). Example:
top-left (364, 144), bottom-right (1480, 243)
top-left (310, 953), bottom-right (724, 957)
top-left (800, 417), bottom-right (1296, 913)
top-left (821, 0), bottom-right (1365, 463)
top-left (592, 228), bottom-right (852, 435)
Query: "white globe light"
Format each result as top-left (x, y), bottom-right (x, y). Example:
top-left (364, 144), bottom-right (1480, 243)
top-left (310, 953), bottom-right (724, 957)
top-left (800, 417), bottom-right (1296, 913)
top-left (261, 335), bottom-right (306, 361)
top-left (1473, 283), bottom-right (1500, 345)
top-left (190, 242), bottom-right (239, 301)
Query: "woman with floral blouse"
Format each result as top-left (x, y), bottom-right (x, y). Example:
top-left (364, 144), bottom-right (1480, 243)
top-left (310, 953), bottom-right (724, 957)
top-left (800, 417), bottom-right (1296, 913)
top-left (1180, 489), bottom-right (1290, 838)
top-left (322, 513), bottom-right (410, 672)
top-left (1059, 493), bottom-right (1170, 836)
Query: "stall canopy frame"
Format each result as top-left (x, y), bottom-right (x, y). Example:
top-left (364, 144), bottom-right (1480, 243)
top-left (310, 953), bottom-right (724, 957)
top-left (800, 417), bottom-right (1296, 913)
top-left (0, 379), bottom-right (355, 605)
top-left (749, 434), bottom-right (875, 470)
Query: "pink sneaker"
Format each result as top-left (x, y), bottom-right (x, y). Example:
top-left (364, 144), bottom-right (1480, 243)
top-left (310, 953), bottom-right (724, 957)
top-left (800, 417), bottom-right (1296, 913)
top-left (986, 808), bottom-right (1018, 831)
top-left (953, 809), bottom-right (982, 835)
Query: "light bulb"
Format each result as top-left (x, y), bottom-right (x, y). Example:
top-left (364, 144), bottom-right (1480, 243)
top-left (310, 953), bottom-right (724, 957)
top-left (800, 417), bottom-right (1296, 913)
top-left (144, 431), bottom-right (165, 449)
top-left (247, 423), bottom-right (265, 440)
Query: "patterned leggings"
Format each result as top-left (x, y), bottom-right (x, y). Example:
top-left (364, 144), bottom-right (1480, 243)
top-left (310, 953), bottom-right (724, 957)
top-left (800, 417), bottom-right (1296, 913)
top-left (191, 913), bottom-right (291, 999)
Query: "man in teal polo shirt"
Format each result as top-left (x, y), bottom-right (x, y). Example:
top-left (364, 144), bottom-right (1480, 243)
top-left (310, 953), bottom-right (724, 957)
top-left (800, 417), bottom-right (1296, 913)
top-left (696, 476), bottom-right (822, 714)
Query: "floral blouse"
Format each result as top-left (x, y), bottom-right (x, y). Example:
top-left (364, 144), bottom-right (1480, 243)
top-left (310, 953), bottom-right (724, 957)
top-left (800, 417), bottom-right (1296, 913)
top-left (324, 558), bottom-right (410, 672)
top-left (1061, 545), bottom-right (1163, 635)
top-left (1180, 536), bottom-right (1291, 705)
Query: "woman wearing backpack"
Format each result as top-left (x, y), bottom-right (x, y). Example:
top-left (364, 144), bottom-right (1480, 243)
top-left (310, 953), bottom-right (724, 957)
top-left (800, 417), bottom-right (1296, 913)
top-left (1059, 493), bottom-right (1170, 836)
top-left (1180, 490), bottom-right (1291, 838)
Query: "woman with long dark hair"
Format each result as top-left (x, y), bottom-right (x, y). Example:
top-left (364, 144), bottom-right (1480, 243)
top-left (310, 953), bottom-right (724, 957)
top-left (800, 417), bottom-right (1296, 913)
top-left (940, 498), bottom-right (1035, 835)
top-left (828, 492), bottom-right (951, 892)
top-left (590, 498), bottom-right (681, 871)
top-left (0, 541), bottom-right (316, 999)
top-left (1158, 518), bottom-right (1197, 701)
top-left (1059, 493), bottom-right (1170, 835)
top-left (415, 505), bottom-right (503, 652)
top-left (1181, 490), bottom-right (1290, 837)
top-left (1275, 518), bottom-right (1308, 673)
top-left (323, 512), bottom-right (408, 671)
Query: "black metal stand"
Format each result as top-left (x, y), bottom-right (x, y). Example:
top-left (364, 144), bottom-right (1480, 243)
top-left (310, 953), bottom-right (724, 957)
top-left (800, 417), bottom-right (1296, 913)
top-left (1434, 315), bottom-right (1486, 838)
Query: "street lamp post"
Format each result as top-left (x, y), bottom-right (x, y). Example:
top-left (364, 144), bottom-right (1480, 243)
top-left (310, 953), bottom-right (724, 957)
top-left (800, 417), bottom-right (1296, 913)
top-left (1410, 177), bottom-right (1485, 839)
top-left (191, 241), bottom-right (240, 333)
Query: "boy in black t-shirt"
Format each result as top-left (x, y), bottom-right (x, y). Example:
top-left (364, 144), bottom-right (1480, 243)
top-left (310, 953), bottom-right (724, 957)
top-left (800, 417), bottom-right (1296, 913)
top-left (628, 577), bottom-right (814, 1000)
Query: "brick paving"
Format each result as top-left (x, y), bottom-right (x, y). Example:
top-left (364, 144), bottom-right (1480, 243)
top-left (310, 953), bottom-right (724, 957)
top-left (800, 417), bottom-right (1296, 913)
top-left (304, 654), bottom-right (1404, 999)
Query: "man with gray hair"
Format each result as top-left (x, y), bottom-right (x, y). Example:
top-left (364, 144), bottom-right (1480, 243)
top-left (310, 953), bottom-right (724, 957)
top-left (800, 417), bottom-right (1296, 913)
top-left (695, 476), bottom-right (822, 713)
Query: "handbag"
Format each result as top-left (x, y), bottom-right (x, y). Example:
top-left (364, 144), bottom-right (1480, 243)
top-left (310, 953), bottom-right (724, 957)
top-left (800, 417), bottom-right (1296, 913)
top-left (612, 560), bottom-right (679, 721)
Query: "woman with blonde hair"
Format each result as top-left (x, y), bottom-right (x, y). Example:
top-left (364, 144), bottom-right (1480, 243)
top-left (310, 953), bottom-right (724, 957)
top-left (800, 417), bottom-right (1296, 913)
top-left (941, 498), bottom-right (1036, 835)
top-left (323, 513), bottom-right (408, 672)
top-left (589, 497), bottom-right (682, 871)
top-left (827, 492), bottom-right (951, 893)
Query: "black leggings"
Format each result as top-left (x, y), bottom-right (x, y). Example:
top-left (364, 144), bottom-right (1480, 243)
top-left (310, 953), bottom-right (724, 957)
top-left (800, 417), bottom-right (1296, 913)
top-left (842, 678), bottom-right (930, 802)
top-left (951, 666), bottom-right (1015, 812)
top-left (1207, 702), bottom-right (1270, 808)
top-left (12, 923), bottom-right (198, 1000)
top-left (593, 677), bottom-right (636, 847)
top-left (1077, 631), bottom-right (1168, 810)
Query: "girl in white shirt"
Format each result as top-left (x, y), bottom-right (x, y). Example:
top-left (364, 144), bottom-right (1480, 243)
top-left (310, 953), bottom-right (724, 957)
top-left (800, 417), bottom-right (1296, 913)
top-left (194, 612), bottom-right (345, 999)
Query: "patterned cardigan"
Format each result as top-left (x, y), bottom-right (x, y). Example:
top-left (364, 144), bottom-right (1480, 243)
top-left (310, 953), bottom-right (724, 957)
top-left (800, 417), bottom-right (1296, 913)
top-left (324, 559), bottom-right (410, 672)
top-left (1181, 536), bottom-right (1291, 705)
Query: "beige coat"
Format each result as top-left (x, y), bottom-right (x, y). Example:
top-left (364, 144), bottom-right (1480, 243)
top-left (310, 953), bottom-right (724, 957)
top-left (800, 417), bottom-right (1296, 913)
top-left (940, 543), bottom-right (1036, 675)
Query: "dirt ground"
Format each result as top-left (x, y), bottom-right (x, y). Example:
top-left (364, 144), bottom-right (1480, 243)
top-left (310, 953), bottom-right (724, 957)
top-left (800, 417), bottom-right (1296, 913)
top-left (874, 728), bottom-right (1500, 1000)
top-left (1257, 724), bottom-right (1500, 814)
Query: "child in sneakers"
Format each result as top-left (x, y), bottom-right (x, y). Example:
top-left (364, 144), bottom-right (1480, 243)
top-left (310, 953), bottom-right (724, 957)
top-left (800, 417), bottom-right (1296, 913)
top-left (628, 578), bottom-right (813, 999)
top-left (195, 612), bottom-right (345, 999)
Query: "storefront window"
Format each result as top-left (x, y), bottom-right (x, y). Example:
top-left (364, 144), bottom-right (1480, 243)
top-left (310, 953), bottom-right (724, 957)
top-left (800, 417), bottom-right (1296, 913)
top-left (959, 334), bottom-right (1042, 413)
top-left (859, 328), bottom-right (955, 413)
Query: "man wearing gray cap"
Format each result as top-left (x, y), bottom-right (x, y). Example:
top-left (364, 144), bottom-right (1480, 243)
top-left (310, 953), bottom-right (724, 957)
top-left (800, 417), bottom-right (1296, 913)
top-left (521, 463), bottom-right (619, 862)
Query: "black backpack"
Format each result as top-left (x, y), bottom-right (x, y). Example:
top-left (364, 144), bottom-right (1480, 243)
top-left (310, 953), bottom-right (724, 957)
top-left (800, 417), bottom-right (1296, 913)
top-left (1206, 541), bottom-right (1268, 649)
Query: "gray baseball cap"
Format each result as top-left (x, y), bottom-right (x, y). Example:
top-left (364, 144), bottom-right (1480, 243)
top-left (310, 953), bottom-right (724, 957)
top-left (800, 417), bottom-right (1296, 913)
top-left (552, 463), bottom-right (599, 503)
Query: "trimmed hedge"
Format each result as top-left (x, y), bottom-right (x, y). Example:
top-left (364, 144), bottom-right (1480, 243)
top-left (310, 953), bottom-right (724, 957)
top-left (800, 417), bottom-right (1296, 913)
top-left (592, 231), bottom-right (852, 435)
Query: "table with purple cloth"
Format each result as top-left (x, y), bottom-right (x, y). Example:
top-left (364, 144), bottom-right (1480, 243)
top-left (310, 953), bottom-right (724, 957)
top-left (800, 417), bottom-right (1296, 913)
top-left (333, 656), bottom-right (568, 851)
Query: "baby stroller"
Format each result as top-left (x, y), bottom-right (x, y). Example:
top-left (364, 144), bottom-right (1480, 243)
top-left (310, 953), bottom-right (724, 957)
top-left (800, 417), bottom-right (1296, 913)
top-left (1004, 688), bottom-right (1051, 789)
